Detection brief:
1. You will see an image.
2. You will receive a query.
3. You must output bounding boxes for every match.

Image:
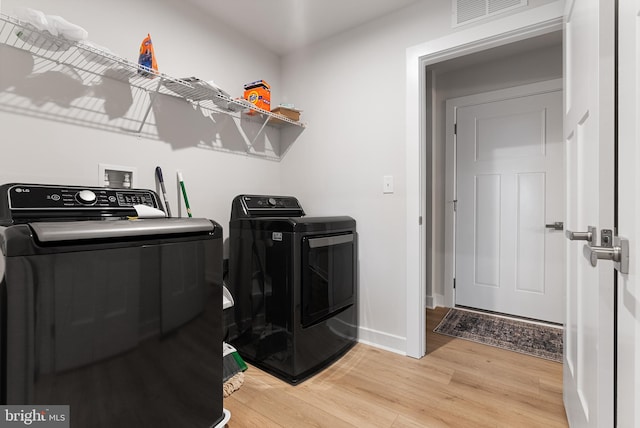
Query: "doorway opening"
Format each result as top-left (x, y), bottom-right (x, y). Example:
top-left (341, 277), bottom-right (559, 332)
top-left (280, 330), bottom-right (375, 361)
top-left (404, 2), bottom-right (564, 359)
top-left (426, 33), bottom-right (563, 324)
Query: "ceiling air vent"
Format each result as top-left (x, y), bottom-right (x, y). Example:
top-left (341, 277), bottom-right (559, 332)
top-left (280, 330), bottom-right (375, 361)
top-left (453, 0), bottom-right (527, 27)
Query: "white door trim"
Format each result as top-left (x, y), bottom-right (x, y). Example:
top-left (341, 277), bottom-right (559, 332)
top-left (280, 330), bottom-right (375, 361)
top-left (617, 2), bottom-right (640, 425)
top-left (444, 78), bottom-right (564, 311)
top-left (404, 1), bottom-right (564, 358)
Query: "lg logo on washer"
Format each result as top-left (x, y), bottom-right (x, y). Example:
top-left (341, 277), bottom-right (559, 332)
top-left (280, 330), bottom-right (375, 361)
top-left (1, 406), bottom-right (69, 427)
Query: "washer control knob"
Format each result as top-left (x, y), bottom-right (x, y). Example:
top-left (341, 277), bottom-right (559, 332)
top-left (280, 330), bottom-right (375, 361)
top-left (268, 197), bottom-right (277, 206)
top-left (76, 190), bottom-right (97, 205)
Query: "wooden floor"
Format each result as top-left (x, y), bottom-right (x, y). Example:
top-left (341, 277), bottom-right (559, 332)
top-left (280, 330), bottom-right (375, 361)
top-left (223, 308), bottom-right (568, 427)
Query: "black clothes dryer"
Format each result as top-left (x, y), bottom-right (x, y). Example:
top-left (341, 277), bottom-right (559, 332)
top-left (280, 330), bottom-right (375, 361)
top-left (227, 195), bottom-right (358, 384)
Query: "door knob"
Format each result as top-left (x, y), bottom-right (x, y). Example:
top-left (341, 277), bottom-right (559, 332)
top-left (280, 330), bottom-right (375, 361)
top-left (565, 226), bottom-right (597, 246)
top-left (545, 221), bottom-right (564, 231)
top-left (582, 236), bottom-right (629, 274)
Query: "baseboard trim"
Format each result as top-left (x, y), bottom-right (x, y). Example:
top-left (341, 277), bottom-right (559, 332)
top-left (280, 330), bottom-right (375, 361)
top-left (426, 293), bottom-right (445, 309)
top-left (357, 326), bottom-right (406, 356)
top-left (426, 295), bottom-right (435, 309)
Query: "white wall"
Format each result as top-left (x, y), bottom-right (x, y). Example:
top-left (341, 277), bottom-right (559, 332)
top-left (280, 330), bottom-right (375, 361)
top-left (279, 1), bottom-right (447, 351)
top-left (280, 0), bottom-right (559, 352)
top-left (0, 0), bottom-right (284, 252)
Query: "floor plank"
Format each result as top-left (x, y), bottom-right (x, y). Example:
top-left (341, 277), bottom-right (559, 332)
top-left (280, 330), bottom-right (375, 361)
top-left (224, 307), bottom-right (568, 427)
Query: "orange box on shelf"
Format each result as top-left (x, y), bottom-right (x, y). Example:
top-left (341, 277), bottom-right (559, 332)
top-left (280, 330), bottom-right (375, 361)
top-left (243, 80), bottom-right (271, 113)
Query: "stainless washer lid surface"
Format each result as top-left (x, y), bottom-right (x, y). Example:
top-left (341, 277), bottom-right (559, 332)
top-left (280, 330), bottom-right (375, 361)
top-left (30, 218), bottom-right (215, 242)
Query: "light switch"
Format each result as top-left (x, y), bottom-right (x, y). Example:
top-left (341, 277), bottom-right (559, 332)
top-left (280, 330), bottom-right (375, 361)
top-left (383, 175), bottom-right (394, 194)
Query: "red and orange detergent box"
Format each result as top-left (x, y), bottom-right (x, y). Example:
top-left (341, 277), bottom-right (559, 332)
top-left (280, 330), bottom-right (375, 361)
top-left (138, 33), bottom-right (158, 78)
top-left (243, 80), bottom-right (271, 113)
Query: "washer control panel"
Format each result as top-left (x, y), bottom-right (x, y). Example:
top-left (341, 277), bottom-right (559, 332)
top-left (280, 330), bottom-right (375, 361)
top-left (6, 184), bottom-right (159, 210)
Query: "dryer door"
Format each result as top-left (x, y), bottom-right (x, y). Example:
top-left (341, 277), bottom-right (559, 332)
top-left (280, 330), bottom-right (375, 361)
top-left (301, 233), bottom-right (355, 328)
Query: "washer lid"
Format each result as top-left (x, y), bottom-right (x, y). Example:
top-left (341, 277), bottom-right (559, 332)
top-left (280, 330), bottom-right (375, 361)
top-left (30, 218), bottom-right (215, 242)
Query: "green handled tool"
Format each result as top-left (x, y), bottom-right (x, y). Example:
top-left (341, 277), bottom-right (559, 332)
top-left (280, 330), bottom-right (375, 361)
top-left (177, 170), bottom-right (192, 217)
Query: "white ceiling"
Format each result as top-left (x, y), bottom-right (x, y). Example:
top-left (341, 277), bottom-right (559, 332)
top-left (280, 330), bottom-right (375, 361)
top-left (184, 0), bottom-right (422, 55)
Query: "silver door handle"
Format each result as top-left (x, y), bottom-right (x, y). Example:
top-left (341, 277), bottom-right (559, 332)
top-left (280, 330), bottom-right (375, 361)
top-left (545, 222), bottom-right (564, 231)
top-left (582, 236), bottom-right (629, 274)
top-left (565, 226), bottom-right (597, 246)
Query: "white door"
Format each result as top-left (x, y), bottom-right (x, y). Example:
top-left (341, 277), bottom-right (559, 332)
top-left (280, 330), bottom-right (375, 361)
top-left (617, 1), bottom-right (640, 426)
top-left (453, 82), bottom-right (564, 324)
top-left (563, 0), bottom-right (615, 426)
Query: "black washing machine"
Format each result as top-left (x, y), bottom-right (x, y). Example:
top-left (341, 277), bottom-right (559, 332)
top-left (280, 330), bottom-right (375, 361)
top-left (0, 183), bottom-right (226, 427)
top-left (227, 195), bottom-right (357, 384)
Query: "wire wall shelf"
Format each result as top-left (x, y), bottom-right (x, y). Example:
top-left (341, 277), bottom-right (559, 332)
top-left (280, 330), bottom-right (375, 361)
top-left (0, 12), bottom-right (305, 158)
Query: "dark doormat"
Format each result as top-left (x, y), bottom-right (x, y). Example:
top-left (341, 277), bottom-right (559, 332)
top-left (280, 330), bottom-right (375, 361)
top-left (433, 308), bottom-right (563, 363)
